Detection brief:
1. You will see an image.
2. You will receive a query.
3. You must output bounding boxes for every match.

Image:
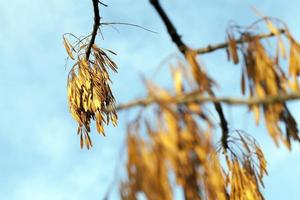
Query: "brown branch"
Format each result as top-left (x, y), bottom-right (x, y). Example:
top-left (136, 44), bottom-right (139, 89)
top-left (196, 29), bottom-right (285, 55)
top-left (213, 96), bottom-right (229, 149)
top-left (149, 0), bottom-right (229, 149)
top-left (86, 0), bottom-right (101, 60)
top-left (114, 92), bottom-right (300, 111)
top-left (149, 0), bottom-right (188, 54)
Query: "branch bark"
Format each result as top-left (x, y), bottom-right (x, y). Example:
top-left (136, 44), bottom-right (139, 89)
top-left (149, 0), bottom-right (188, 55)
top-left (114, 92), bottom-right (300, 111)
top-left (86, 0), bottom-right (101, 60)
top-left (149, 0), bottom-right (229, 149)
top-left (196, 29), bottom-right (285, 55)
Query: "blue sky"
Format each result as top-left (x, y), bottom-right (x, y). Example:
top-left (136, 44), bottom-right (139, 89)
top-left (1, 0), bottom-right (300, 199)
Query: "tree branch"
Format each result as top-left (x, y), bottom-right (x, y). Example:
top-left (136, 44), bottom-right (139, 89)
top-left (196, 29), bottom-right (285, 55)
top-left (149, 0), bottom-right (229, 148)
top-left (149, 0), bottom-right (188, 54)
top-left (114, 92), bottom-right (300, 111)
top-left (86, 0), bottom-right (101, 60)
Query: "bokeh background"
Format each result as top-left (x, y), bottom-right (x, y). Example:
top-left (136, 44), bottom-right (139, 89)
top-left (1, 0), bottom-right (300, 199)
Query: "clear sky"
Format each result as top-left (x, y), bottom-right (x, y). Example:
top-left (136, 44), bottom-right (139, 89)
top-left (1, 0), bottom-right (300, 199)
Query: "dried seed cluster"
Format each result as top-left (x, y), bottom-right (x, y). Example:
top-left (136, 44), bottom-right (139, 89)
top-left (227, 18), bottom-right (300, 149)
top-left (121, 64), bottom-right (267, 200)
top-left (221, 132), bottom-right (267, 200)
top-left (64, 35), bottom-right (118, 149)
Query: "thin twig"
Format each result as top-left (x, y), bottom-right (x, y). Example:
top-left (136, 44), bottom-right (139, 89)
top-left (86, 0), bottom-right (101, 60)
top-left (196, 29), bottom-right (285, 55)
top-left (98, 0), bottom-right (108, 7)
top-left (101, 22), bottom-right (157, 33)
top-left (112, 92), bottom-right (300, 112)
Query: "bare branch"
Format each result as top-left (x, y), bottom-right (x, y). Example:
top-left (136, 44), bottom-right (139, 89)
top-left (98, 1), bottom-right (108, 7)
top-left (113, 92), bottom-right (300, 112)
top-left (149, 0), bottom-right (229, 148)
top-left (101, 22), bottom-right (157, 33)
top-left (196, 29), bottom-right (285, 55)
top-left (86, 0), bottom-right (101, 60)
top-left (149, 0), bottom-right (188, 54)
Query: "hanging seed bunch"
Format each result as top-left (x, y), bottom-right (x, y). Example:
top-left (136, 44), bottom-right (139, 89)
top-left (217, 130), bottom-right (267, 200)
top-left (121, 67), bottom-right (224, 200)
top-left (63, 34), bottom-right (118, 149)
top-left (121, 108), bottom-right (225, 200)
top-left (120, 63), bottom-right (269, 199)
top-left (226, 18), bottom-right (300, 149)
top-left (121, 106), bottom-right (268, 200)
